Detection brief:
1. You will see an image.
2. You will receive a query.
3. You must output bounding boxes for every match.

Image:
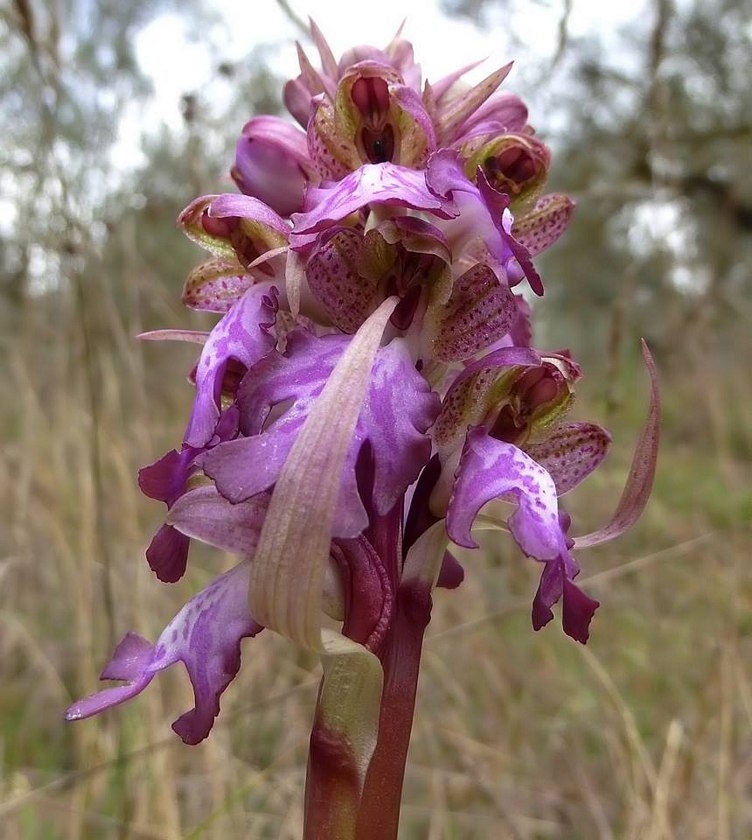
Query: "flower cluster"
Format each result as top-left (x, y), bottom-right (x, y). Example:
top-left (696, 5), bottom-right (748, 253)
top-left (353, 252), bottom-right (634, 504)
top-left (67, 23), bottom-right (658, 745)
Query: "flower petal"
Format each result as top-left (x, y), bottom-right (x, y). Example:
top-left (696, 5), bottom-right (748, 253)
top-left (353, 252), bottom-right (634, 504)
top-left (526, 422), bottom-right (612, 496)
top-left (182, 258), bottom-right (254, 313)
top-left (179, 194), bottom-right (288, 262)
top-left (432, 346), bottom-right (541, 451)
top-left (66, 562), bottom-right (263, 744)
top-left (292, 163), bottom-right (455, 240)
top-left (167, 485), bottom-right (269, 556)
top-left (206, 331), bottom-right (438, 537)
top-left (532, 560), bottom-right (599, 644)
top-left (145, 524), bottom-right (190, 584)
top-left (435, 63), bottom-right (513, 143)
top-left (451, 91), bottom-right (529, 144)
top-left (306, 228), bottom-right (381, 332)
top-left (436, 550), bottom-right (465, 589)
top-left (446, 426), bottom-right (561, 558)
top-left (513, 193), bottom-right (576, 257)
top-left (249, 297), bottom-right (399, 649)
top-left (432, 263), bottom-right (517, 361)
top-left (184, 284), bottom-right (278, 448)
top-left (232, 116), bottom-right (313, 216)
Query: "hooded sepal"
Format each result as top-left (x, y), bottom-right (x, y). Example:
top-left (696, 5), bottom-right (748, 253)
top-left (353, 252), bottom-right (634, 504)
top-left (179, 194), bottom-right (289, 269)
top-left (232, 116), bottom-right (316, 217)
top-left (182, 257), bottom-right (255, 313)
top-left (461, 133), bottom-right (551, 213)
top-left (512, 193), bottom-right (576, 257)
top-left (307, 62), bottom-right (436, 177)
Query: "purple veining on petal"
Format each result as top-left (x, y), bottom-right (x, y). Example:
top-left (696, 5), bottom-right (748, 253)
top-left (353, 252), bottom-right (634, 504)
top-left (184, 283), bottom-right (278, 448)
top-left (358, 338), bottom-right (440, 521)
top-left (65, 562), bottom-right (264, 744)
top-left (447, 427), bottom-right (599, 641)
top-left (205, 332), bottom-right (439, 538)
top-left (446, 426), bottom-right (561, 558)
top-left (292, 163), bottom-right (456, 241)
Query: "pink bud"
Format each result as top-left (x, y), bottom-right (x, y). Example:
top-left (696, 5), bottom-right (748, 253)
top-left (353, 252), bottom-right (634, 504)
top-left (232, 117), bottom-right (315, 217)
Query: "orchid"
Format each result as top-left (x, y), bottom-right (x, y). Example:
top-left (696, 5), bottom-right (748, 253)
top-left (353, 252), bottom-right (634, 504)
top-left (67, 21), bottom-right (660, 840)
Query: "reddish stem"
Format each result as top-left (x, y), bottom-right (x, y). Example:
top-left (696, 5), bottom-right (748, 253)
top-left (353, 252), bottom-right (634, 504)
top-left (303, 497), bottom-right (431, 839)
top-left (303, 702), bottom-right (362, 840)
top-left (354, 576), bottom-right (433, 840)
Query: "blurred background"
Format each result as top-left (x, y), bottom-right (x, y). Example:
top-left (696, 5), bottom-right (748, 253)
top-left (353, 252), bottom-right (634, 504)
top-left (1, 0), bottom-right (751, 836)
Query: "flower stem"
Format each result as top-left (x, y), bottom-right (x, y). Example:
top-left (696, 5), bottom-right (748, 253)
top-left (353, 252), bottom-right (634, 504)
top-left (354, 576), bottom-right (433, 840)
top-left (303, 705), bottom-right (362, 840)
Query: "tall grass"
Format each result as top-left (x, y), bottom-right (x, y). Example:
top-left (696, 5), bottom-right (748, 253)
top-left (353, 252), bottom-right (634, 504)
top-left (1, 268), bottom-right (750, 838)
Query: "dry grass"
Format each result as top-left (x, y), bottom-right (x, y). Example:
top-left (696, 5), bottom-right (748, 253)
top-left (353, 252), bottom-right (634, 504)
top-left (1, 276), bottom-right (750, 839)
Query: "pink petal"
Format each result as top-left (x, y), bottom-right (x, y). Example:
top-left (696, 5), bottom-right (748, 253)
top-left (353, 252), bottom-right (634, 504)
top-left (167, 485), bottom-right (269, 556)
top-left (292, 163), bottom-right (456, 240)
top-left (436, 63), bottom-right (513, 143)
top-left (184, 284), bottom-right (278, 448)
top-left (447, 427), bottom-right (561, 559)
top-left (513, 193), bottom-right (576, 257)
top-left (66, 562), bottom-right (263, 744)
top-left (433, 263), bottom-right (517, 361)
top-left (526, 422), bottom-right (612, 496)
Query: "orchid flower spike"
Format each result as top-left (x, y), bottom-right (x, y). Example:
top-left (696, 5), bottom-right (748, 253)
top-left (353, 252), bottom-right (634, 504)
top-left (67, 22), bottom-right (659, 779)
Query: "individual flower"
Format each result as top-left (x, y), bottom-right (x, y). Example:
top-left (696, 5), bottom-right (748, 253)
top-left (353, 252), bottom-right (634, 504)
top-left (428, 349), bottom-right (611, 642)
